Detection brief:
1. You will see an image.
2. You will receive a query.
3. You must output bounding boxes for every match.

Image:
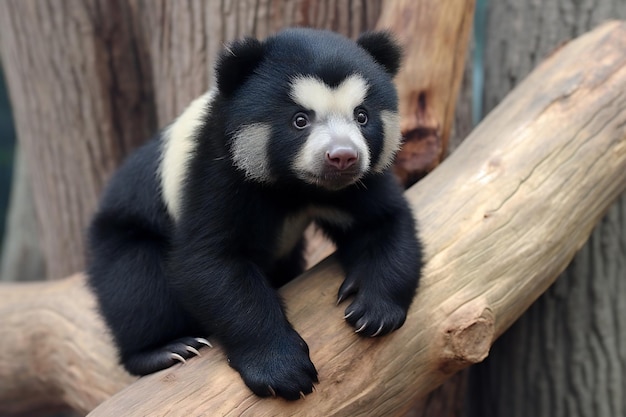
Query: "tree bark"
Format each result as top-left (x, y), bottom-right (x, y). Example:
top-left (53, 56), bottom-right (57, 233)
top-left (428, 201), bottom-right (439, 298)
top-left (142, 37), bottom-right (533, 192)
top-left (467, 2), bottom-right (626, 417)
top-left (1, 21), bottom-right (624, 416)
top-left (376, 0), bottom-right (475, 186)
top-left (0, 274), bottom-right (134, 416)
top-left (132, 0), bottom-right (383, 125)
top-left (0, 147), bottom-right (45, 282)
top-left (0, 0), bottom-right (156, 279)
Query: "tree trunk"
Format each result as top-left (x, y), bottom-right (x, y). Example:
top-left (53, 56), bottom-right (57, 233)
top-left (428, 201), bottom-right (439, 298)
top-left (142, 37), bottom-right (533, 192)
top-left (132, 0), bottom-right (383, 125)
top-left (0, 147), bottom-right (45, 282)
top-left (376, 0), bottom-right (475, 186)
top-left (0, 0), bottom-right (156, 280)
top-left (467, 2), bottom-right (626, 417)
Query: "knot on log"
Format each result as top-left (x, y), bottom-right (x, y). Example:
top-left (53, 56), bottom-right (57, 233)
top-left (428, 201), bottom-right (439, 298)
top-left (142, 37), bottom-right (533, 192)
top-left (394, 126), bottom-right (442, 186)
top-left (438, 300), bottom-right (495, 374)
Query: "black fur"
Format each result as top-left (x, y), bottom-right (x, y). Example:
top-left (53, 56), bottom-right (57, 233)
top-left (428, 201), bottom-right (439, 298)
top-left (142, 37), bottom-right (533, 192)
top-left (87, 28), bottom-right (421, 401)
top-left (356, 31), bottom-right (403, 76)
top-left (216, 37), bottom-right (264, 97)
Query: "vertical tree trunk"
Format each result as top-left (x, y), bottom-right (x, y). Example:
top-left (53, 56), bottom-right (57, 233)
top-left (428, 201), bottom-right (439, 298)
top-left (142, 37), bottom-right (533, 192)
top-left (376, 0), bottom-right (475, 186)
top-left (0, 0), bottom-right (156, 279)
top-left (467, 2), bottom-right (626, 416)
top-left (134, 0), bottom-right (382, 125)
top-left (0, 147), bottom-right (45, 282)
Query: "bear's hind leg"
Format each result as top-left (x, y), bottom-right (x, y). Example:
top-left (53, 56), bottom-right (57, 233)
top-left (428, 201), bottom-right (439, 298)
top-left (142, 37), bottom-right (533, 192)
top-left (124, 336), bottom-right (212, 375)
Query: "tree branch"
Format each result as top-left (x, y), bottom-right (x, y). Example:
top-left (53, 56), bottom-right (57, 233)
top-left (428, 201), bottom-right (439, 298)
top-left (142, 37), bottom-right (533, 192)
top-left (1, 20), bottom-right (626, 417)
top-left (0, 275), bottom-right (134, 416)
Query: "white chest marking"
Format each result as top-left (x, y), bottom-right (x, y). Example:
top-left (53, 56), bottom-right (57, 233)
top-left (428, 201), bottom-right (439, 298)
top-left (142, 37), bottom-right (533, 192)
top-left (274, 207), bottom-right (354, 259)
top-left (159, 90), bottom-right (216, 220)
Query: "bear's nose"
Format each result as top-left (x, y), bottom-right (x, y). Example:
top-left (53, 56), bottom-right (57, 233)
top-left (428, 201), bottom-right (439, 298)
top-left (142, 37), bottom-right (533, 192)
top-left (326, 146), bottom-right (359, 170)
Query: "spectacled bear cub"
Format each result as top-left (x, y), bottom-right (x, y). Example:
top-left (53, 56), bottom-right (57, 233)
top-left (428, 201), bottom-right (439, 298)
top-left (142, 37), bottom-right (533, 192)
top-left (87, 28), bottom-right (421, 401)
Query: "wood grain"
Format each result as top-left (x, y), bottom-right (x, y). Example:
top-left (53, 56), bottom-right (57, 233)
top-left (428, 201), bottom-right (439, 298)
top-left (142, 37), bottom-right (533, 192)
top-left (468, 2), bottom-right (626, 416)
top-left (0, 0), bottom-right (156, 279)
top-left (0, 275), bottom-right (134, 415)
top-left (134, 0), bottom-right (383, 125)
top-left (377, 0), bottom-right (475, 186)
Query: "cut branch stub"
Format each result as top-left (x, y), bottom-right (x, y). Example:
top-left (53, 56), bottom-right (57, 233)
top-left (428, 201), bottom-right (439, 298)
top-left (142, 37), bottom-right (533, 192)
top-left (438, 300), bottom-right (495, 374)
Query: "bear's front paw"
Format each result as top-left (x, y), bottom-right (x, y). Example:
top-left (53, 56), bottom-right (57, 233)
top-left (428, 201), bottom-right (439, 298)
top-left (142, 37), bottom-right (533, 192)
top-left (227, 330), bottom-right (318, 401)
top-left (342, 292), bottom-right (408, 337)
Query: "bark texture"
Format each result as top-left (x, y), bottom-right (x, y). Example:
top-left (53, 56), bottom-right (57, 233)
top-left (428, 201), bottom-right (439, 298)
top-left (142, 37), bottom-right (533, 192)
top-left (0, 147), bottom-right (45, 282)
top-left (376, 0), bottom-right (475, 186)
top-left (0, 274), bottom-right (135, 416)
top-left (467, 3), bottom-right (626, 417)
top-left (133, 0), bottom-right (383, 125)
top-left (0, 0), bottom-right (156, 279)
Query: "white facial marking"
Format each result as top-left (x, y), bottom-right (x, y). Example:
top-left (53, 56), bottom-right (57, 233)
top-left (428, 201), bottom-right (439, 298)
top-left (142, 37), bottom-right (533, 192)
top-left (289, 75), bottom-right (372, 186)
top-left (292, 116), bottom-right (371, 180)
top-left (160, 90), bottom-right (216, 220)
top-left (275, 207), bottom-right (354, 259)
top-left (290, 75), bottom-right (368, 119)
top-left (374, 110), bottom-right (402, 172)
top-left (231, 123), bottom-right (273, 182)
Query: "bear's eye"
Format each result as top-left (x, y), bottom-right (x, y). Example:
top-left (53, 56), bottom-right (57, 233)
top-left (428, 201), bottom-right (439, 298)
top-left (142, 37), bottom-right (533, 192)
top-left (355, 109), bottom-right (368, 125)
top-left (293, 112), bottom-right (310, 130)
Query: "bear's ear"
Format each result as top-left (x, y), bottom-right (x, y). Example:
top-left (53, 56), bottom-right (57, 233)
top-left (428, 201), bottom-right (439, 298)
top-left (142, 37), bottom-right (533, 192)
top-left (216, 37), bottom-right (264, 97)
top-left (356, 31), bottom-right (402, 76)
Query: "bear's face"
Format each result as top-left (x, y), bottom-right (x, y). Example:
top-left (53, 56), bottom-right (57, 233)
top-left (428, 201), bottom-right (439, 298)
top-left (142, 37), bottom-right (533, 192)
top-left (217, 28), bottom-right (402, 191)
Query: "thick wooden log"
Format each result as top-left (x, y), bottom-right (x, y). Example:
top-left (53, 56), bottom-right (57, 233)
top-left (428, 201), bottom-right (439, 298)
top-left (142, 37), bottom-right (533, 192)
top-left (0, 275), bottom-right (134, 415)
top-left (1, 20), bottom-right (625, 417)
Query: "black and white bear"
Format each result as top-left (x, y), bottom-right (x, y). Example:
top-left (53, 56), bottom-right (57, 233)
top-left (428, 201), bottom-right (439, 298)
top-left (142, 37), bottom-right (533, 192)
top-left (87, 28), bottom-right (421, 401)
